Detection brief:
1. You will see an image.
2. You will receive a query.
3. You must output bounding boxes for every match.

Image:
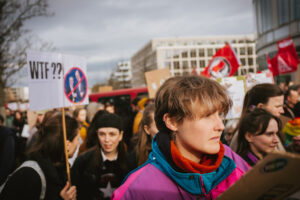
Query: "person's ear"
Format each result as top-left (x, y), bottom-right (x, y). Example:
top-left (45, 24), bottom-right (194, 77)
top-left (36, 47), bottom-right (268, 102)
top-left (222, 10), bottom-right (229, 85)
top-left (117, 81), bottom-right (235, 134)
top-left (257, 103), bottom-right (264, 109)
top-left (245, 132), bottom-right (254, 143)
top-left (144, 125), bottom-right (151, 135)
top-left (119, 131), bottom-right (123, 142)
top-left (163, 113), bottom-right (178, 131)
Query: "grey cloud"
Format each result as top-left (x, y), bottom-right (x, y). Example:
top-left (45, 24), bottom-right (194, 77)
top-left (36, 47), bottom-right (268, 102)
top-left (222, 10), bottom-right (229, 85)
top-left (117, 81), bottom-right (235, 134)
top-left (18, 0), bottom-right (254, 87)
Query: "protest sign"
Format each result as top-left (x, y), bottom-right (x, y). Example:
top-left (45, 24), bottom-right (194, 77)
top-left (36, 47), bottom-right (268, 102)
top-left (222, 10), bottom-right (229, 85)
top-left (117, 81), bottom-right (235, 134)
top-left (7, 102), bottom-right (18, 111)
top-left (245, 72), bottom-right (274, 90)
top-left (217, 152), bottom-right (300, 200)
top-left (145, 68), bottom-right (170, 99)
top-left (217, 76), bottom-right (246, 119)
top-left (27, 51), bottom-right (88, 111)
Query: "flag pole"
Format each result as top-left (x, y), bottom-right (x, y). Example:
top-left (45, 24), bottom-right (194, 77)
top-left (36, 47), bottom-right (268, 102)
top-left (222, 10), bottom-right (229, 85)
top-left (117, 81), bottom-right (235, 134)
top-left (62, 107), bottom-right (71, 184)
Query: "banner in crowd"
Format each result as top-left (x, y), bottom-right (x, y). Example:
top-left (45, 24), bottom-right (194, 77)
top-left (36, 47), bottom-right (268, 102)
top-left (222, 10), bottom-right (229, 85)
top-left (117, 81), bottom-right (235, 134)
top-left (245, 72), bottom-right (274, 90)
top-left (201, 43), bottom-right (241, 78)
top-left (7, 102), bottom-right (29, 111)
top-left (217, 152), bottom-right (300, 200)
top-left (27, 51), bottom-right (89, 110)
top-left (267, 36), bottom-right (299, 76)
top-left (145, 67), bottom-right (170, 99)
top-left (217, 76), bottom-right (246, 119)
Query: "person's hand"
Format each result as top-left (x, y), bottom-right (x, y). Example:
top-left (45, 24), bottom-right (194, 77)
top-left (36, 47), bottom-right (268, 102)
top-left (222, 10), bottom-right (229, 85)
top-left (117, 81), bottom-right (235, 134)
top-left (60, 182), bottom-right (77, 200)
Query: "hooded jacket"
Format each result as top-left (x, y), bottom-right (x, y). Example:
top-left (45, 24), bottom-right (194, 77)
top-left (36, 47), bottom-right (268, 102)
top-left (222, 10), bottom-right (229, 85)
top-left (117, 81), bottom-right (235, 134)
top-left (112, 132), bottom-right (250, 200)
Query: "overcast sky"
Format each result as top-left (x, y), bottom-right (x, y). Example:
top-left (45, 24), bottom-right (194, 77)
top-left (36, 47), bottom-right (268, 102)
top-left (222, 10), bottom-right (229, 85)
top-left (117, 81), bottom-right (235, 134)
top-left (20, 0), bottom-right (255, 87)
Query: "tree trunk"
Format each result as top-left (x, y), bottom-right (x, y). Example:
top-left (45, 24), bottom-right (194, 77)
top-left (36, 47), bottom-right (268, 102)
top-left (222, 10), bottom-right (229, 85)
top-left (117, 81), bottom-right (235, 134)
top-left (0, 80), bottom-right (6, 123)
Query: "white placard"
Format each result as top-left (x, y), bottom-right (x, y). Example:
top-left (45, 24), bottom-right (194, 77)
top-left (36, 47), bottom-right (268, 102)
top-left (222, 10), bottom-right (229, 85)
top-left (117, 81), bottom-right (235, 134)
top-left (245, 72), bottom-right (274, 90)
top-left (19, 103), bottom-right (29, 111)
top-left (27, 51), bottom-right (89, 110)
top-left (7, 102), bottom-right (18, 111)
top-left (218, 76), bottom-right (246, 119)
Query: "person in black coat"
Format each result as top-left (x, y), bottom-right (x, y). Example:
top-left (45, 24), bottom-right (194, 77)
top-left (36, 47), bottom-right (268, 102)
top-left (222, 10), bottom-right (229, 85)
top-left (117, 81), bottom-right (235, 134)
top-left (0, 113), bottom-right (80, 200)
top-left (71, 112), bottom-right (127, 200)
top-left (0, 115), bottom-right (15, 185)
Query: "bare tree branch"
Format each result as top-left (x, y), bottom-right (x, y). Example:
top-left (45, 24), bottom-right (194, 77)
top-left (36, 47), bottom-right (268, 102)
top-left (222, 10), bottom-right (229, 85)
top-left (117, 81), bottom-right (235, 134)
top-left (0, 0), bottom-right (53, 106)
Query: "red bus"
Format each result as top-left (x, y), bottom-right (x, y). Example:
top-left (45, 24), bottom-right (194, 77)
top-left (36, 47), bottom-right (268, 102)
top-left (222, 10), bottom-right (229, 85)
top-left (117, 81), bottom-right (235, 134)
top-left (89, 87), bottom-right (148, 105)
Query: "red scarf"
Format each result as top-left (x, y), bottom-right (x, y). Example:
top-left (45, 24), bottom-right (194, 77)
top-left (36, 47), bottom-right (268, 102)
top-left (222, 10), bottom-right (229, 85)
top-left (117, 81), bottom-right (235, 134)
top-left (170, 141), bottom-right (225, 174)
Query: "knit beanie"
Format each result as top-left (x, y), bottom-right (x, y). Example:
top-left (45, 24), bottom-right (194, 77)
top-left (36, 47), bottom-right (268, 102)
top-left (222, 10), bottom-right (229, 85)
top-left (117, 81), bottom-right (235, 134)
top-left (95, 112), bottom-right (123, 131)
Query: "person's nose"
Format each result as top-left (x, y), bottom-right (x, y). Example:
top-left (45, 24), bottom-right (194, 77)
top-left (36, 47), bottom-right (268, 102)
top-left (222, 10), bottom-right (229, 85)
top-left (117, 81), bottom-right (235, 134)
top-left (214, 114), bottom-right (225, 132)
top-left (103, 135), bottom-right (109, 142)
top-left (273, 134), bottom-right (280, 144)
top-left (279, 107), bottom-right (284, 114)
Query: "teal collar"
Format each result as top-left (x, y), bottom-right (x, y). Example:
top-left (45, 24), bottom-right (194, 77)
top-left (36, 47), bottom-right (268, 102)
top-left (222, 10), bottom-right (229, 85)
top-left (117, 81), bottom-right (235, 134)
top-left (148, 135), bottom-right (236, 195)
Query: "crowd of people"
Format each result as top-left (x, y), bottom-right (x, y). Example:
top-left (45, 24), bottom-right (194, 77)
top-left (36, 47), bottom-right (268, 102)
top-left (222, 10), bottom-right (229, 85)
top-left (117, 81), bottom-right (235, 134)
top-left (0, 75), bottom-right (300, 199)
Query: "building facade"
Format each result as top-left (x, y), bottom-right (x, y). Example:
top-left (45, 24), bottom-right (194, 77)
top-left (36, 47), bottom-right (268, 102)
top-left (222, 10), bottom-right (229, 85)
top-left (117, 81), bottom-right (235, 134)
top-left (131, 35), bottom-right (256, 87)
top-left (114, 61), bottom-right (132, 88)
top-left (253, 0), bottom-right (300, 84)
top-left (5, 87), bottom-right (29, 102)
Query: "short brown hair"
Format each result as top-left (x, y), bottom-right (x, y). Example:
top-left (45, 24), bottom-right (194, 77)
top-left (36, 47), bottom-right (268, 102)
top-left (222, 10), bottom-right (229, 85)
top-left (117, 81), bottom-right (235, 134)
top-left (154, 75), bottom-right (232, 134)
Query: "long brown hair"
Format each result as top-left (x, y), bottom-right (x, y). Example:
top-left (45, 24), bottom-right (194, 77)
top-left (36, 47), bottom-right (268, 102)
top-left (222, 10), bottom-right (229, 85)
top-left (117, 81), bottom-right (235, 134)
top-left (236, 108), bottom-right (282, 157)
top-left (233, 83), bottom-right (284, 135)
top-left (27, 113), bottom-right (79, 164)
top-left (135, 103), bottom-right (156, 166)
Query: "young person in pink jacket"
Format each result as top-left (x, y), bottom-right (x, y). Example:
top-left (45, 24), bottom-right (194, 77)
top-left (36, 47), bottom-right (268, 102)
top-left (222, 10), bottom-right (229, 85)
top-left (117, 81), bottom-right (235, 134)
top-left (113, 75), bottom-right (250, 200)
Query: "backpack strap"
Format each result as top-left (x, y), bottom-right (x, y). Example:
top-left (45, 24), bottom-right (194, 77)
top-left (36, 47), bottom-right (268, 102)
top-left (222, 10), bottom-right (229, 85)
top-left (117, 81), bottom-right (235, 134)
top-left (0, 160), bottom-right (46, 200)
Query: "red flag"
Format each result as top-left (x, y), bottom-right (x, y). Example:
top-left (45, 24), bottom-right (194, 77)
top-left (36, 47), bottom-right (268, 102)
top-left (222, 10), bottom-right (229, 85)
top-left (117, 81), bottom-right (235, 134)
top-left (266, 54), bottom-right (273, 73)
top-left (277, 36), bottom-right (299, 61)
top-left (201, 43), bottom-right (241, 78)
top-left (268, 37), bottom-right (299, 76)
top-left (269, 52), bottom-right (298, 76)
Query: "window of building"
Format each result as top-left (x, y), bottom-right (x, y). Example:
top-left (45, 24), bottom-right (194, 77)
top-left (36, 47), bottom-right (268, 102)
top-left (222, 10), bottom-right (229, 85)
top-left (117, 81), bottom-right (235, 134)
top-left (248, 68), bottom-right (255, 73)
top-left (174, 61), bottom-right (180, 69)
top-left (248, 58), bottom-right (253, 65)
top-left (190, 49), bottom-right (197, 58)
top-left (240, 47), bottom-right (246, 55)
top-left (182, 51), bottom-right (188, 58)
top-left (174, 72), bottom-right (181, 76)
top-left (173, 50), bottom-right (180, 58)
top-left (183, 71), bottom-right (189, 75)
top-left (207, 49), bottom-right (213, 57)
top-left (261, 0), bottom-right (272, 33)
top-left (278, 0), bottom-right (289, 25)
top-left (247, 47), bottom-right (253, 55)
top-left (191, 60), bottom-right (197, 68)
top-left (199, 60), bottom-right (205, 68)
top-left (182, 61), bottom-right (189, 69)
top-left (199, 49), bottom-right (205, 57)
top-left (240, 58), bottom-right (246, 66)
top-left (291, 0), bottom-right (300, 20)
top-left (256, 1), bottom-right (263, 34)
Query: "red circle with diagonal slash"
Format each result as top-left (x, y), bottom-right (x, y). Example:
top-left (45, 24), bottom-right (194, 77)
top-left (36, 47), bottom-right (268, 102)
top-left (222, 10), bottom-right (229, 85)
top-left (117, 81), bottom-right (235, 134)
top-left (64, 67), bottom-right (88, 104)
